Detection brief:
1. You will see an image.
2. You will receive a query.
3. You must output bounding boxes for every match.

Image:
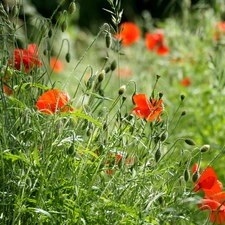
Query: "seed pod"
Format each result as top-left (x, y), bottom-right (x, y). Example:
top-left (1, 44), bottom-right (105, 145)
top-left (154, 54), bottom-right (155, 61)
top-left (118, 85), bottom-right (126, 95)
top-left (61, 20), bottom-right (68, 32)
top-left (192, 171), bottom-right (200, 183)
top-left (106, 32), bottom-right (112, 48)
top-left (65, 53), bottom-right (71, 63)
top-left (184, 169), bottom-right (190, 182)
top-left (155, 147), bottom-right (161, 162)
top-left (110, 60), bottom-right (117, 71)
top-left (200, 144), bottom-right (210, 153)
top-left (68, 1), bottom-right (76, 15)
top-left (185, 138), bottom-right (196, 146)
top-left (12, 4), bottom-right (19, 18)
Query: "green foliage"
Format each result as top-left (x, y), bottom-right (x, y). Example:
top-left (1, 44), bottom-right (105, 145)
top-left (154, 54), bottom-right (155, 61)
top-left (1, 1), bottom-right (225, 224)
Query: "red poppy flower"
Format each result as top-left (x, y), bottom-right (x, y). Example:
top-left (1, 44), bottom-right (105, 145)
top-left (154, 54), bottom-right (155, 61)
top-left (9, 44), bottom-right (42, 72)
top-left (50, 57), bottom-right (64, 73)
top-left (105, 153), bottom-right (122, 174)
top-left (145, 31), bottom-right (169, 56)
top-left (192, 164), bottom-right (223, 197)
top-left (131, 94), bottom-right (163, 122)
top-left (198, 193), bottom-right (225, 224)
top-left (181, 77), bottom-right (191, 87)
top-left (116, 67), bottom-right (132, 78)
top-left (114, 22), bottom-right (141, 46)
top-left (36, 89), bottom-right (73, 114)
top-left (214, 21), bottom-right (225, 41)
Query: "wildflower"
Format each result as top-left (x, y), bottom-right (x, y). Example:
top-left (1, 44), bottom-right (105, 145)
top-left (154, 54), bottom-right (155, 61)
top-left (214, 21), bottom-right (225, 41)
top-left (198, 192), bottom-right (225, 224)
top-left (9, 44), bottom-right (42, 72)
top-left (2, 70), bottom-right (13, 95)
top-left (192, 164), bottom-right (223, 197)
top-left (36, 89), bottom-right (73, 114)
top-left (145, 31), bottom-right (169, 56)
top-left (114, 22), bottom-right (141, 46)
top-left (131, 94), bottom-right (163, 122)
top-left (105, 153), bottom-right (122, 174)
top-left (50, 57), bottom-right (64, 73)
top-left (116, 67), bottom-right (132, 78)
top-left (181, 77), bottom-right (191, 87)
top-left (3, 85), bottom-right (13, 96)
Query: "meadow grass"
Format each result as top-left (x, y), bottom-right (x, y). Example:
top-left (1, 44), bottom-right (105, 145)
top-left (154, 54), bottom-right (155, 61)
top-left (1, 0), bottom-right (225, 224)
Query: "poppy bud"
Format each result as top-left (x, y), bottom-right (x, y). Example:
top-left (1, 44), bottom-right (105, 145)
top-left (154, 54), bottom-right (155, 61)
top-left (118, 85), bottom-right (126, 95)
top-left (68, 1), bottom-right (76, 15)
top-left (61, 20), bottom-right (68, 32)
top-left (181, 110), bottom-right (187, 116)
top-left (98, 70), bottom-right (105, 83)
top-left (12, 4), bottom-right (19, 18)
top-left (131, 92), bottom-right (137, 104)
top-left (185, 138), bottom-right (196, 146)
top-left (65, 53), bottom-right (71, 63)
top-left (122, 96), bottom-right (127, 102)
top-left (155, 147), bottom-right (161, 162)
top-left (86, 129), bottom-right (91, 136)
top-left (105, 66), bottom-right (110, 73)
top-left (184, 169), bottom-right (190, 182)
top-left (192, 171), bottom-right (200, 183)
top-left (110, 60), bottom-right (117, 71)
top-left (99, 88), bottom-right (104, 96)
top-left (43, 49), bottom-right (48, 56)
top-left (106, 32), bottom-right (112, 48)
top-left (160, 131), bottom-right (168, 142)
top-left (156, 74), bottom-right (161, 80)
top-left (48, 28), bottom-right (53, 38)
top-left (158, 92), bottom-right (163, 99)
top-left (180, 94), bottom-right (185, 101)
top-left (200, 144), bottom-right (210, 153)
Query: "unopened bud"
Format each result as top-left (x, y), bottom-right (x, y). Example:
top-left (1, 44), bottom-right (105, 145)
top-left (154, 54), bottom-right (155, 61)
top-left (192, 171), bottom-right (200, 183)
top-left (184, 169), bottom-right (190, 182)
top-left (110, 60), bottom-right (117, 71)
top-left (98, 70), bottom-right (105, 83)
top-left (180, 94), bottom-right (185, 101)
top-left (106, 32), bottom-right (112, 48)
top-left (61, 20), bottom-right (68, 32)
top-left (65, 52), bottom-right (71, 63)
top-left (105, 66), bottom-right (110, 73)
top-left (200, 144), bottom-right (210, 153)
top-left (181, 110), bottom-right (187, 116)
top-left (48, 28), bottom-right (53, 38)
top-left (159, 92), bottom-right (163, 99)
top-left (156, 74), bottom-right (161, 80)
top-left (118, 85), bottom-right (126, 95)
top-left (43, 49), bottom-right (48, 56)
top-left (68, 1), bottom-right (76, 15)
top-left (185, 138), bottom-right (196, 146)
top-left (160, 131), bottom-right (168, 142)
top-left (155, 147), bottom-right (161, 162)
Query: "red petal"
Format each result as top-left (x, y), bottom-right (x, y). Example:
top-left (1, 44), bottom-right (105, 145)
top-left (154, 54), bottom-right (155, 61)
top-left (145, 33), bottom-right (157, 50)
top-left (157, 45), bottom-right (169, 55)
top-left (132, 94), bottom-right (150, 110)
